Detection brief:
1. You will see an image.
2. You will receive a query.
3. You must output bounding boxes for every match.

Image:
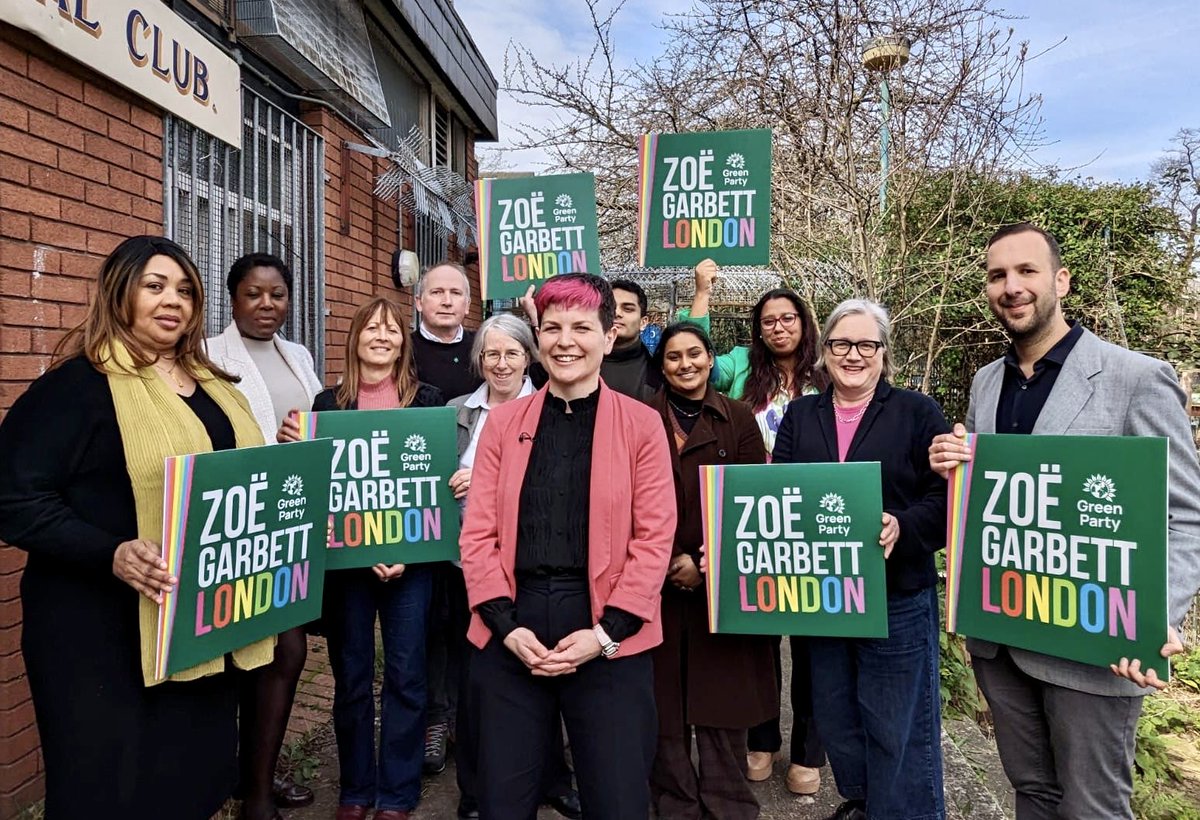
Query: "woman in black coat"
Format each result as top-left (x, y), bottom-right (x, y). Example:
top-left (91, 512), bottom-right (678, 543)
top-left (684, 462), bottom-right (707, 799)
top-left (773, 299), bottom-right (949, 820)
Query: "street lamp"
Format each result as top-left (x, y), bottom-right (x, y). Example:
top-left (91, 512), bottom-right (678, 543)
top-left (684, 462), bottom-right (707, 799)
top-left (862, 35), bottom-right (911, 213)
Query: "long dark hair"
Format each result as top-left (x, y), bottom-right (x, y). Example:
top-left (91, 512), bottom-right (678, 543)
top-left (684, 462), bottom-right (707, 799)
top-left (652, 321), bottom-right (715, 372)
top-left (743, 288), bottom-right (825, 412)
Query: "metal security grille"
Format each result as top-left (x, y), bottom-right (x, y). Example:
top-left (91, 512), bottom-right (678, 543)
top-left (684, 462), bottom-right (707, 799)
top-left (164, 89), bottom-right (326, 375)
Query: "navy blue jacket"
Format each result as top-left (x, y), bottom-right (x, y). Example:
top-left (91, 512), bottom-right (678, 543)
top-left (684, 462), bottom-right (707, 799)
top-left (772, 379), bottom-right (950, 592)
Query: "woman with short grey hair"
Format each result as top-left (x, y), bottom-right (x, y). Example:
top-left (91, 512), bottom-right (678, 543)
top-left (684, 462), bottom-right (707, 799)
top-left (467, 313), bottom-right (538, 379)
top-left (816, 298), bottom-right (893, 381)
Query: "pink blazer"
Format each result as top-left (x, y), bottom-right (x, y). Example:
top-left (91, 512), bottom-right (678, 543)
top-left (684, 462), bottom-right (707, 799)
top-left (460, 382), bottom-right (676, 657)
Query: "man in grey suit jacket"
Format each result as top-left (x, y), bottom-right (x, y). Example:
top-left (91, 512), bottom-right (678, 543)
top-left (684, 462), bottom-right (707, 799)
top-left (930, 222), bottom-right (1200, 820)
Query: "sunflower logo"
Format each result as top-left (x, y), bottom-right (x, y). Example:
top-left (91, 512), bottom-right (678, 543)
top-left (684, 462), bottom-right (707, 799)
top-left (555, 194), bottom-right (573, 209)
top-left (282, 475), bottom-right (303, 497)
top-left (819, 493), bottom-right (845, 514)
top-left (404, 434), bottom-right (427, 453)
top-left (726, 152), bottom-right (746, 170)
top-left (1082, 474), bottom-right (1116, 502)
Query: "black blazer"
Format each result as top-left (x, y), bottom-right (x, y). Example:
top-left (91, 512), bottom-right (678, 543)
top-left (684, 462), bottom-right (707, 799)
top-left (772, 379), bottom-right (950, 592)
top-left (312, 382), bottom-right (444, 411)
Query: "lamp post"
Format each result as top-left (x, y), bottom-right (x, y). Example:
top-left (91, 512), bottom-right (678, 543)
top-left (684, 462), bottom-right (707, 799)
top-left (861, 35), bottom-right (911, 213)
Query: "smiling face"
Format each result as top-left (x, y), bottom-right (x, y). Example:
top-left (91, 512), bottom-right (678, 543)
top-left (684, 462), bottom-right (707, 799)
top-left (661, 329), bottom-right (713, 400)
top-left (611, 287), bottom-right (648, 348)
top-left (417, 265), bottom-right (469, 336)
top-left (480, 328), bottom-right (528, 399)
top-left (759, 296), bottom-right (803, 358)
top-left (129, 254), bottom-right (196, 356)
top-left (232, 265), bottom-right (289, 341)
top-left (355, 306), bottom-right (405, 372)
top-left (538, 304), bottom-right (616, 398)
top-left (985, 230), bottom-right (1070, 341)
top-left (824, 312), bottom-right (883, 397)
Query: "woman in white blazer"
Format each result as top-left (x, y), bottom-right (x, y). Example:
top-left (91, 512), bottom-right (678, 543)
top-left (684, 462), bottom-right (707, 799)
top-left (205, 253), bottom-right (323, 820)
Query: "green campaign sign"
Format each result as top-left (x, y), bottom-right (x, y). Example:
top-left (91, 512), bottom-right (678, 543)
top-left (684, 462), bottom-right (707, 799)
top-left (295, 407), bottom-right (460, 569)
top-left (474, 173), bottom-right (602, 302)
top-left (946, 434), bottom-right (1169, 677)
top-left (701, 462), bottom-right (888, 637)
top-left (155, 439), bottom-right (333, 679)
top-left (637, 129), bottom-right (772, 267)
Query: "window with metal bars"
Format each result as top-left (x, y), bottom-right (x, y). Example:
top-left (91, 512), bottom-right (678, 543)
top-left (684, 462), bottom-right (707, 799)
top-left (163, 89), bottom-right (327, 375)
top-left (433, 98), bottom-right (451, 168)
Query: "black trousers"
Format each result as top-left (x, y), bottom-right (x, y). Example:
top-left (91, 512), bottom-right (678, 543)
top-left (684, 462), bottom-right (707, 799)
top-left (471, 576), bottom-right (657, 820)
top-left (747, 636), bottom-right (826, 768)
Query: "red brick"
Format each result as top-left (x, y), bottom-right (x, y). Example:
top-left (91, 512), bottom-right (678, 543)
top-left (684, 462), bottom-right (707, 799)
top-left (60, 252), bottom-right (99, 279)
top-left (27, 55), bottom-right (83, 101)
top-left (31, 220), bottom-right (86, 252)
top-left (28, 166), bottom-right (85, 202)
top-left (130, 105), bottom-right (161, 136)
top-left (131, 152), bottom-right (159, 180)
top-left (0, 356), bottom-right (47, 382)
top-left (0, 272), bottom-right (29, 298)
top-left (86, 230), bottom-right (123, 256)
top-left (0, 674), bottom-right (29, 711)
top-left (0, 648), bottom-right (29, 684)
top-left (83, 84), bottom-right (130, 121)
top-left (56, 97), bottom-right (109, 136)
top-left (109, 166), bottom-right (143, 197)
top-left (0, 34), bottom-right (28, 76)
top-left (108, 117), bottom-right (144, 149)
top-left (0, 570), bottom-right (18, 604)
top-left (58, 151), bottom-right (109, 185)
top-left (0, 211), bottom-right (30, 241)
top-left (3, 722), bottom-right (39, 761)
top-left (0, 746), bottom-right (38, 789)
top-left (60, 303), bottom-right (87, 327)
top-left (130, 197), bottom-right (161, 222)
top-left (31, 276), bottom-right (87, 305)
top-left (0, 183), bottom-right (58, 220)
top-left (0, 97), bottom-right (27, 132)
top-left (84, 183), bottom-right (131, 214)
top-left (28, 109), bottom-right (85, 152)
top-left (0, 325), bottom-right (30, 353)
top-left (0, 298), bottom-right (58, 328)
top-left (142, 134), bottom-right (162, 156)
top-left (0, 155), bottom-right (28, 185)
top-left (62, 201), bottom-right (139, 238)
top-left (0, 126), bottom-right (57, 169)
top-left (0, 774), bottom-right (47, 819)
top-left (0, 68), bottom-right (54, 115)
top-left (82, 132), bottom-right (132, 168)
top-left (0, 548), bottom-right (25, 574)
top-left (143, 177), bottom-right (162, 202)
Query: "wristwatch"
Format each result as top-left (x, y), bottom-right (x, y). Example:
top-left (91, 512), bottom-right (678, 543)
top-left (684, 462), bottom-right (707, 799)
top-left (593, 624), bottom-right (620, 659)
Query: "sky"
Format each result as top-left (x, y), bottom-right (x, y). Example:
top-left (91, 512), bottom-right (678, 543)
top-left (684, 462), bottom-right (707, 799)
top-left (454, 0), bottom-right (1200, 183)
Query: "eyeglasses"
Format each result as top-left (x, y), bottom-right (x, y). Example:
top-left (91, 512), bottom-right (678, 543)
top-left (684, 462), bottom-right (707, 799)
top-left (481, 350), bottom-right (527, 366)
top-left (825, 339), bottom-right (883, 358)
top-left (759, 313), bottom-right (799, 331)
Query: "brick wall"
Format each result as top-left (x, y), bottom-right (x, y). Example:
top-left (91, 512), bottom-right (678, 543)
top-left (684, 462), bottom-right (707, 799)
top-left (0, 22), bottom-right (166, 814)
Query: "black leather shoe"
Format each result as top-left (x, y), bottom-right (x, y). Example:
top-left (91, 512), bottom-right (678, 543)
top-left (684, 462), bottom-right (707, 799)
top-left (543, 789), bottom-right (582, 820)
top-left (272, 774), bottom-right (314, 808)
top-left (825, 799), bottom-right (867, 820)
top-left (456, 797), bottom-right (481, 819)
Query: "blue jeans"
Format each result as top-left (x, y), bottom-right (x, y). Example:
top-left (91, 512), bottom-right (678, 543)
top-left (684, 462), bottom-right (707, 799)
top-left (324, 566), bottom-right (432, 812)
top-left (810, 585), bottom-right (944, 820)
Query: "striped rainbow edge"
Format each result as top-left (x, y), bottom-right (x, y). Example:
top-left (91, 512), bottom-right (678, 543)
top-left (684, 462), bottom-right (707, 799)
top-left (292, 411), bottom-right (318, 440)
top-left (155, 453), bottom-right (196, 680)
top-left (475, 179), bottom-right (493, 301)
top-left (944, 434), bottom-right (976, 633)
top-left (636, 134), bottom-right (658, 267)
top-left (700, 464), bottom-right (725, 632)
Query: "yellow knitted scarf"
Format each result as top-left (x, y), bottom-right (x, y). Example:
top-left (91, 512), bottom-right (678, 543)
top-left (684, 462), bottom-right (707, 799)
top-left (101, 339), bottom-right (274, 686)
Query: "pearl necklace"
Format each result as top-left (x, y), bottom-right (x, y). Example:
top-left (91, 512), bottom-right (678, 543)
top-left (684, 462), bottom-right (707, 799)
top-left (833, 394), bottom-right (872, 424)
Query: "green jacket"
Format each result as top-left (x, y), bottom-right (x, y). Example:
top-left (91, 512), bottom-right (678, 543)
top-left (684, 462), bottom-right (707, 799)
top-left (677, 309), bottom-right (752, 400)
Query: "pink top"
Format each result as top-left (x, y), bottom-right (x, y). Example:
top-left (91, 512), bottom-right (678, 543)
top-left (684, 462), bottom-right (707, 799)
top-left (357, 377), bottom-right (402, 410)
top-left (835, 402), bottom-right (869, 462)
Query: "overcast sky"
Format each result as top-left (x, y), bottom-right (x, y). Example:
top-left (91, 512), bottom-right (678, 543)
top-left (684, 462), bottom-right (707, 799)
top-left (455, 0), bottom-right (1200, 182)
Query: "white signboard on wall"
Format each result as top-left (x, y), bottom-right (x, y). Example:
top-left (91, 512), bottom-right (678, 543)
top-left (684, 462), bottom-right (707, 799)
top-left (1, 0), bottom-right (241, 148)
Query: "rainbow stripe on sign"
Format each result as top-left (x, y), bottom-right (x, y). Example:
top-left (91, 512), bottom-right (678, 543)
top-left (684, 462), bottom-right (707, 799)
top-left (636, 134), bottom-right (659, 267)
top-left (155, 453), bottom-right (197, 680)
top-left (944, 434), bottom-right (977, 632)
top-left (293, 411), bottom-right (319, 441)
top-left (700, 464), bottom-right (725, 632)
top-left (475, 179), bottom-right (494, 301)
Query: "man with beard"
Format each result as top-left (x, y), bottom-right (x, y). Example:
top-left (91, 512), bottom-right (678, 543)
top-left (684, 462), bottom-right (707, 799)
top-left (929, 222), bottom-right (1200, 820)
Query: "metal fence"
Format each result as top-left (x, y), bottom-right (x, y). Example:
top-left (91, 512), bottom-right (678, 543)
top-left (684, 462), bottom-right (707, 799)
top-left (163, 89), bottom-right (327, 375)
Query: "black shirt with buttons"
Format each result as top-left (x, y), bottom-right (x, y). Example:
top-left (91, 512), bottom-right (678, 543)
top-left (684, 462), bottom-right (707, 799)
top-left (996, 321), bottom-right (1083, 434)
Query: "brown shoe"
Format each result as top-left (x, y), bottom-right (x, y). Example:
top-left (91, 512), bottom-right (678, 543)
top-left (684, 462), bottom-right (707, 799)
top-left (335, 806), bottom-right (369, 820)
top-left (746, 750), bottom-right (781, 781)
top-left (373, 811), bottom-right (411, 820)
top-left (786, 764), bottom-right (821, 795)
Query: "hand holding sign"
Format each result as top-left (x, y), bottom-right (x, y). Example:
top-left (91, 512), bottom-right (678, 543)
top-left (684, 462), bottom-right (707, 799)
top-left (114, 539), bottom-right (176, 603)
top-left (929, 422), bottom-right (971, 479)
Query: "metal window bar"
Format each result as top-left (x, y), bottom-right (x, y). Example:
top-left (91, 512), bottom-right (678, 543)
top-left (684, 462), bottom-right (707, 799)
top-left (163, 89), bottom-right (327, 376)
top-left (414, 210), bottom-right (451, 268)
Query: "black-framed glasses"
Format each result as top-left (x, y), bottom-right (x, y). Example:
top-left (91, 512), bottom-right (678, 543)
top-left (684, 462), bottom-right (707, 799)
top-left (481, 350), bottom-right (527, 366)
top-left (759, 312), bottom-right (799, 331)
top-left (825, 339), bottom-right (883, 358)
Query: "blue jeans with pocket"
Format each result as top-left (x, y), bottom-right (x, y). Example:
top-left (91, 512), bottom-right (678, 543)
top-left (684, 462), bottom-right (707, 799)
top-left (810, 585), bottom-right (944, 820)
top-left (324, 565), bottom-right (433, 812)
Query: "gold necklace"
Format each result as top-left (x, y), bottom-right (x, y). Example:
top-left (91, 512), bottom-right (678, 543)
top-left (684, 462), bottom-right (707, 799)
top-left (154, 358), bottom-right (184, 390)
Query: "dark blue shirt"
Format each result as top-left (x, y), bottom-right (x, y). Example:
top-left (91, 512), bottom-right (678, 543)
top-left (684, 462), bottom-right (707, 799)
top-left (996, 321), bottom-right (1084, 434)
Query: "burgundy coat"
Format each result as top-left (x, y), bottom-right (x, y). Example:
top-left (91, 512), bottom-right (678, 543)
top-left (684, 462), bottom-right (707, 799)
top-left (650, 387), bottom-right (779, 734)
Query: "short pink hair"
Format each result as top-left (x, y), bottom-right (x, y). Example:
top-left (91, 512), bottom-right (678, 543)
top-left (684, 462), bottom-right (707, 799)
top-left (534, 274), bottom-right (615, 331)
